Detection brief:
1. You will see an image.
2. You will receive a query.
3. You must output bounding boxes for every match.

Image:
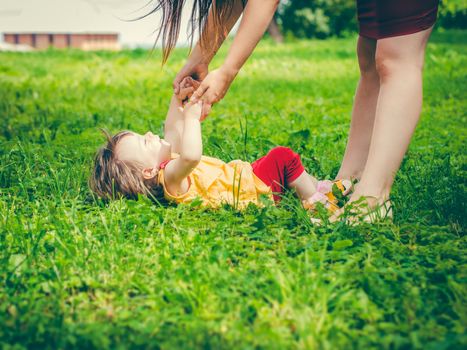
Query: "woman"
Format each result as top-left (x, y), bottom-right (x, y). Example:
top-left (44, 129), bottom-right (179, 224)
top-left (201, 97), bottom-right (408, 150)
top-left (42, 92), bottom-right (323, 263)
top-left (148, 0), bottom-right (439, 220)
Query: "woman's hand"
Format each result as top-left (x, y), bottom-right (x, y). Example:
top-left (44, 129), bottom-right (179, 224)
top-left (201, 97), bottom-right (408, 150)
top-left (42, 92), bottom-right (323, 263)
top-left (176, 77), bottom-right (201, 101)
top-left (189, 66), bottom-right (238, 120)
top-left (173, 60), bottom-right (209, 95)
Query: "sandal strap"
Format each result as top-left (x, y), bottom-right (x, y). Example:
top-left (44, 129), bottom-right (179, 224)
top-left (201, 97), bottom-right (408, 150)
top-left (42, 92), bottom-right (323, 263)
top-left (303, 179), bottom-right (352, 213)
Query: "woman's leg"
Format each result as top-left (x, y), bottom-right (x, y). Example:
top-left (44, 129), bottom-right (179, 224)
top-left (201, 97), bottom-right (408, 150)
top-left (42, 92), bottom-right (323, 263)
top-left (336, 35), bottom-right (379, 180)
top-left (350, 27), bottom-right (433, 203)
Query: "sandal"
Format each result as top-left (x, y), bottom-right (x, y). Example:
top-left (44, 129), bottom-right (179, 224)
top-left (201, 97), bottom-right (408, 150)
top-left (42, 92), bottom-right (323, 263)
top-left (340, 197), bottom-right (393, 224)
top-left (302, 179), bottom-right (353, 213)
top-left (325, 195), bottom-right (393, 226)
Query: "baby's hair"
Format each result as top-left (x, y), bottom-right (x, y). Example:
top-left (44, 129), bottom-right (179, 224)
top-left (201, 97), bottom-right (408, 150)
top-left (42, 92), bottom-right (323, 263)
top-left (89, 129), bottom-right (163, 202)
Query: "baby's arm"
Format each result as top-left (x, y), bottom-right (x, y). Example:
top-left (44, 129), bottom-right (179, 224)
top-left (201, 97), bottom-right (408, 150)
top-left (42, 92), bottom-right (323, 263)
top-left (164, 78), bottom-right (201, 153)
top-left (163, 95), bottom-right (186, 153)
top-left (163, 102), bottom-right (203, 196)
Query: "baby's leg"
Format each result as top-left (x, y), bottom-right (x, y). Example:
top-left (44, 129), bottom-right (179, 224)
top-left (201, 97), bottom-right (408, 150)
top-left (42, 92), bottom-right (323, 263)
top-left (288, 171), bottom-right (318, 200)
top-left (252, 146), bottom-right (317, 202)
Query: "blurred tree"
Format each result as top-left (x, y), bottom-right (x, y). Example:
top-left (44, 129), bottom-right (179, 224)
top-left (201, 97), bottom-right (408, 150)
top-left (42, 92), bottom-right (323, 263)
top-left (438, 0), bottom-right (467, 29)
top-left (276, 0), bottom-right (357, 39)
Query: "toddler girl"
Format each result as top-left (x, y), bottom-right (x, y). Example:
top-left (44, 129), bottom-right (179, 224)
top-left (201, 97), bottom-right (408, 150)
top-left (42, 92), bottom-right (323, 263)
top-left (90, 92), bottom-right (350, 211)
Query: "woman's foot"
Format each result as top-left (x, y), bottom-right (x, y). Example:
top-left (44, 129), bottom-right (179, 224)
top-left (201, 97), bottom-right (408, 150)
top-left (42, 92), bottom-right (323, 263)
top-left (329, 194), bottom-right (393, 224)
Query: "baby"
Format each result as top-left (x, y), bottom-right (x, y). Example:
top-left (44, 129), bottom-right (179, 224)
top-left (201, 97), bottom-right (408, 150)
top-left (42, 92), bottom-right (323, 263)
top-left (90, 86), bottom-right (350, 211)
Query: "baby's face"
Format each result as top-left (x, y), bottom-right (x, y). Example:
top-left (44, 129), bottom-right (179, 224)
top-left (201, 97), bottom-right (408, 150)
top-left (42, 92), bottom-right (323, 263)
top-left (116, 131), bottom-right (171, 169)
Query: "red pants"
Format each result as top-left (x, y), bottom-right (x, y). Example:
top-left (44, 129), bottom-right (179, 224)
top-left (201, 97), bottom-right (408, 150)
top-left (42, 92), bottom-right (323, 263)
top-left (252, 146), bottom-right (305, 202)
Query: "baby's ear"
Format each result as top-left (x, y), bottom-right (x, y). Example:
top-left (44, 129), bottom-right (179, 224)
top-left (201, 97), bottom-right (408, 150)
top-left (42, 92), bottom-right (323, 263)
top-left (142, 167), bottom-right (158, 180)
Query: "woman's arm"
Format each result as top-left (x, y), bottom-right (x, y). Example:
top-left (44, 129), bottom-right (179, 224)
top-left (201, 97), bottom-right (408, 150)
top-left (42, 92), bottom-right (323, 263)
top-left (163, 102), bottom-right (203, 195)
top-left (190, 0), bottom-right (280, 117)
top-left (223, 0), bottom-right (280, 79)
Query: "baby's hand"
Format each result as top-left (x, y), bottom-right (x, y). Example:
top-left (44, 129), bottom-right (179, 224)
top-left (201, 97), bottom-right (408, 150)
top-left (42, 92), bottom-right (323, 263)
top-left (176, 77), bottom-right (201, 101)
top-left (181, 101), bottom-right (203, 120)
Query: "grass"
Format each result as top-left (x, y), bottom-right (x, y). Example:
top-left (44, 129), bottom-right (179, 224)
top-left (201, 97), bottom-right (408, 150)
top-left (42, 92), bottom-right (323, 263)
top-left (0, 30), bottom-right (466, 349)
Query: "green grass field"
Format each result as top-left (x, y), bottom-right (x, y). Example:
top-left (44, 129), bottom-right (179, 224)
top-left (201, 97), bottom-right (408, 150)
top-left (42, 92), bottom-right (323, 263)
top-left (0, 30), bottom-right (466, 349)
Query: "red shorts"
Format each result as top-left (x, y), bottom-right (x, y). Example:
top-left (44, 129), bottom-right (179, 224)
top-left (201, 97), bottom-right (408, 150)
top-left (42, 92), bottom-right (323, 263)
top-left (252, 146), bottom-right (305, 202)
top-left (357, 0), bottom-right (439, 39)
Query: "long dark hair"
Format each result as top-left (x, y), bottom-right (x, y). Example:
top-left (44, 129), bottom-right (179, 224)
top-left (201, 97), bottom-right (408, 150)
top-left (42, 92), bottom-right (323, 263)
top-left (141, 0), bottom-right (246, 63)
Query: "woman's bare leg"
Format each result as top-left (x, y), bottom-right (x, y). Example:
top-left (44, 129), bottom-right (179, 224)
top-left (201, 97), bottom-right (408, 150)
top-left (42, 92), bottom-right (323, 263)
top-left (336, 36), bottom-right (379, 180)
top-left (350, 27), bottom-right (434, 205)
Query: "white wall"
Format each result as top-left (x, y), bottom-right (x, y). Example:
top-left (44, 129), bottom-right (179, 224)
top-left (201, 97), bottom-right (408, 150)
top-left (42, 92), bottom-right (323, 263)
top-left (0, 0), bottom-right (196, 47)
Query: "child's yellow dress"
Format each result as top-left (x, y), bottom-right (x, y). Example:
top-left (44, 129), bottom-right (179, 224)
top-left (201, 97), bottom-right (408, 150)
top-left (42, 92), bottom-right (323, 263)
top-left (158, 155), bottom-right (273, 209)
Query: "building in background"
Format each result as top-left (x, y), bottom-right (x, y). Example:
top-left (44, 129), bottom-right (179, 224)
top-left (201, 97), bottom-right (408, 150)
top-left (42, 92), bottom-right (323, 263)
top-left (3, 32), bottom-right (120, 50)
top-left (0, 0), bottom-right (164, 49)
top-left (0, 0), bottom-right (230, 49)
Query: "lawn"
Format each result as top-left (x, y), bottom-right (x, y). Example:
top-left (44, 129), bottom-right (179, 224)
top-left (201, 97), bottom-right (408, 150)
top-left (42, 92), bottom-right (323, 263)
top-left (0, 30), bottom-right (466, 349)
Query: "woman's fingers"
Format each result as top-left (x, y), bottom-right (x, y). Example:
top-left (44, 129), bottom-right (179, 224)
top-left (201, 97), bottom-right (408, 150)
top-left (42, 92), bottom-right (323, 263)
top-left (173, 74), bottom-right (184, 94)
top-left (178, 86), bottom-right (195, 100)
top-left (190, 78), bottom-right (201, 89)
top-left (200, 103), bottom-right (212, 121)
top-left (190, 83), bottom-right (209, 103)
top-left (203, 88), bottom-right (223, 105)
top-left (181, 76), bottom-right (201, 90)
top-left (174, 76), bottom-right (203, 100)
top-left (181, 76), bottom-right (192, 89)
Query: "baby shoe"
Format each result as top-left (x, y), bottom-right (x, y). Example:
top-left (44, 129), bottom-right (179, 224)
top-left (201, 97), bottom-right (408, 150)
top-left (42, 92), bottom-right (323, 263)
top-left (302, 179), bottom-right (353, 213)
